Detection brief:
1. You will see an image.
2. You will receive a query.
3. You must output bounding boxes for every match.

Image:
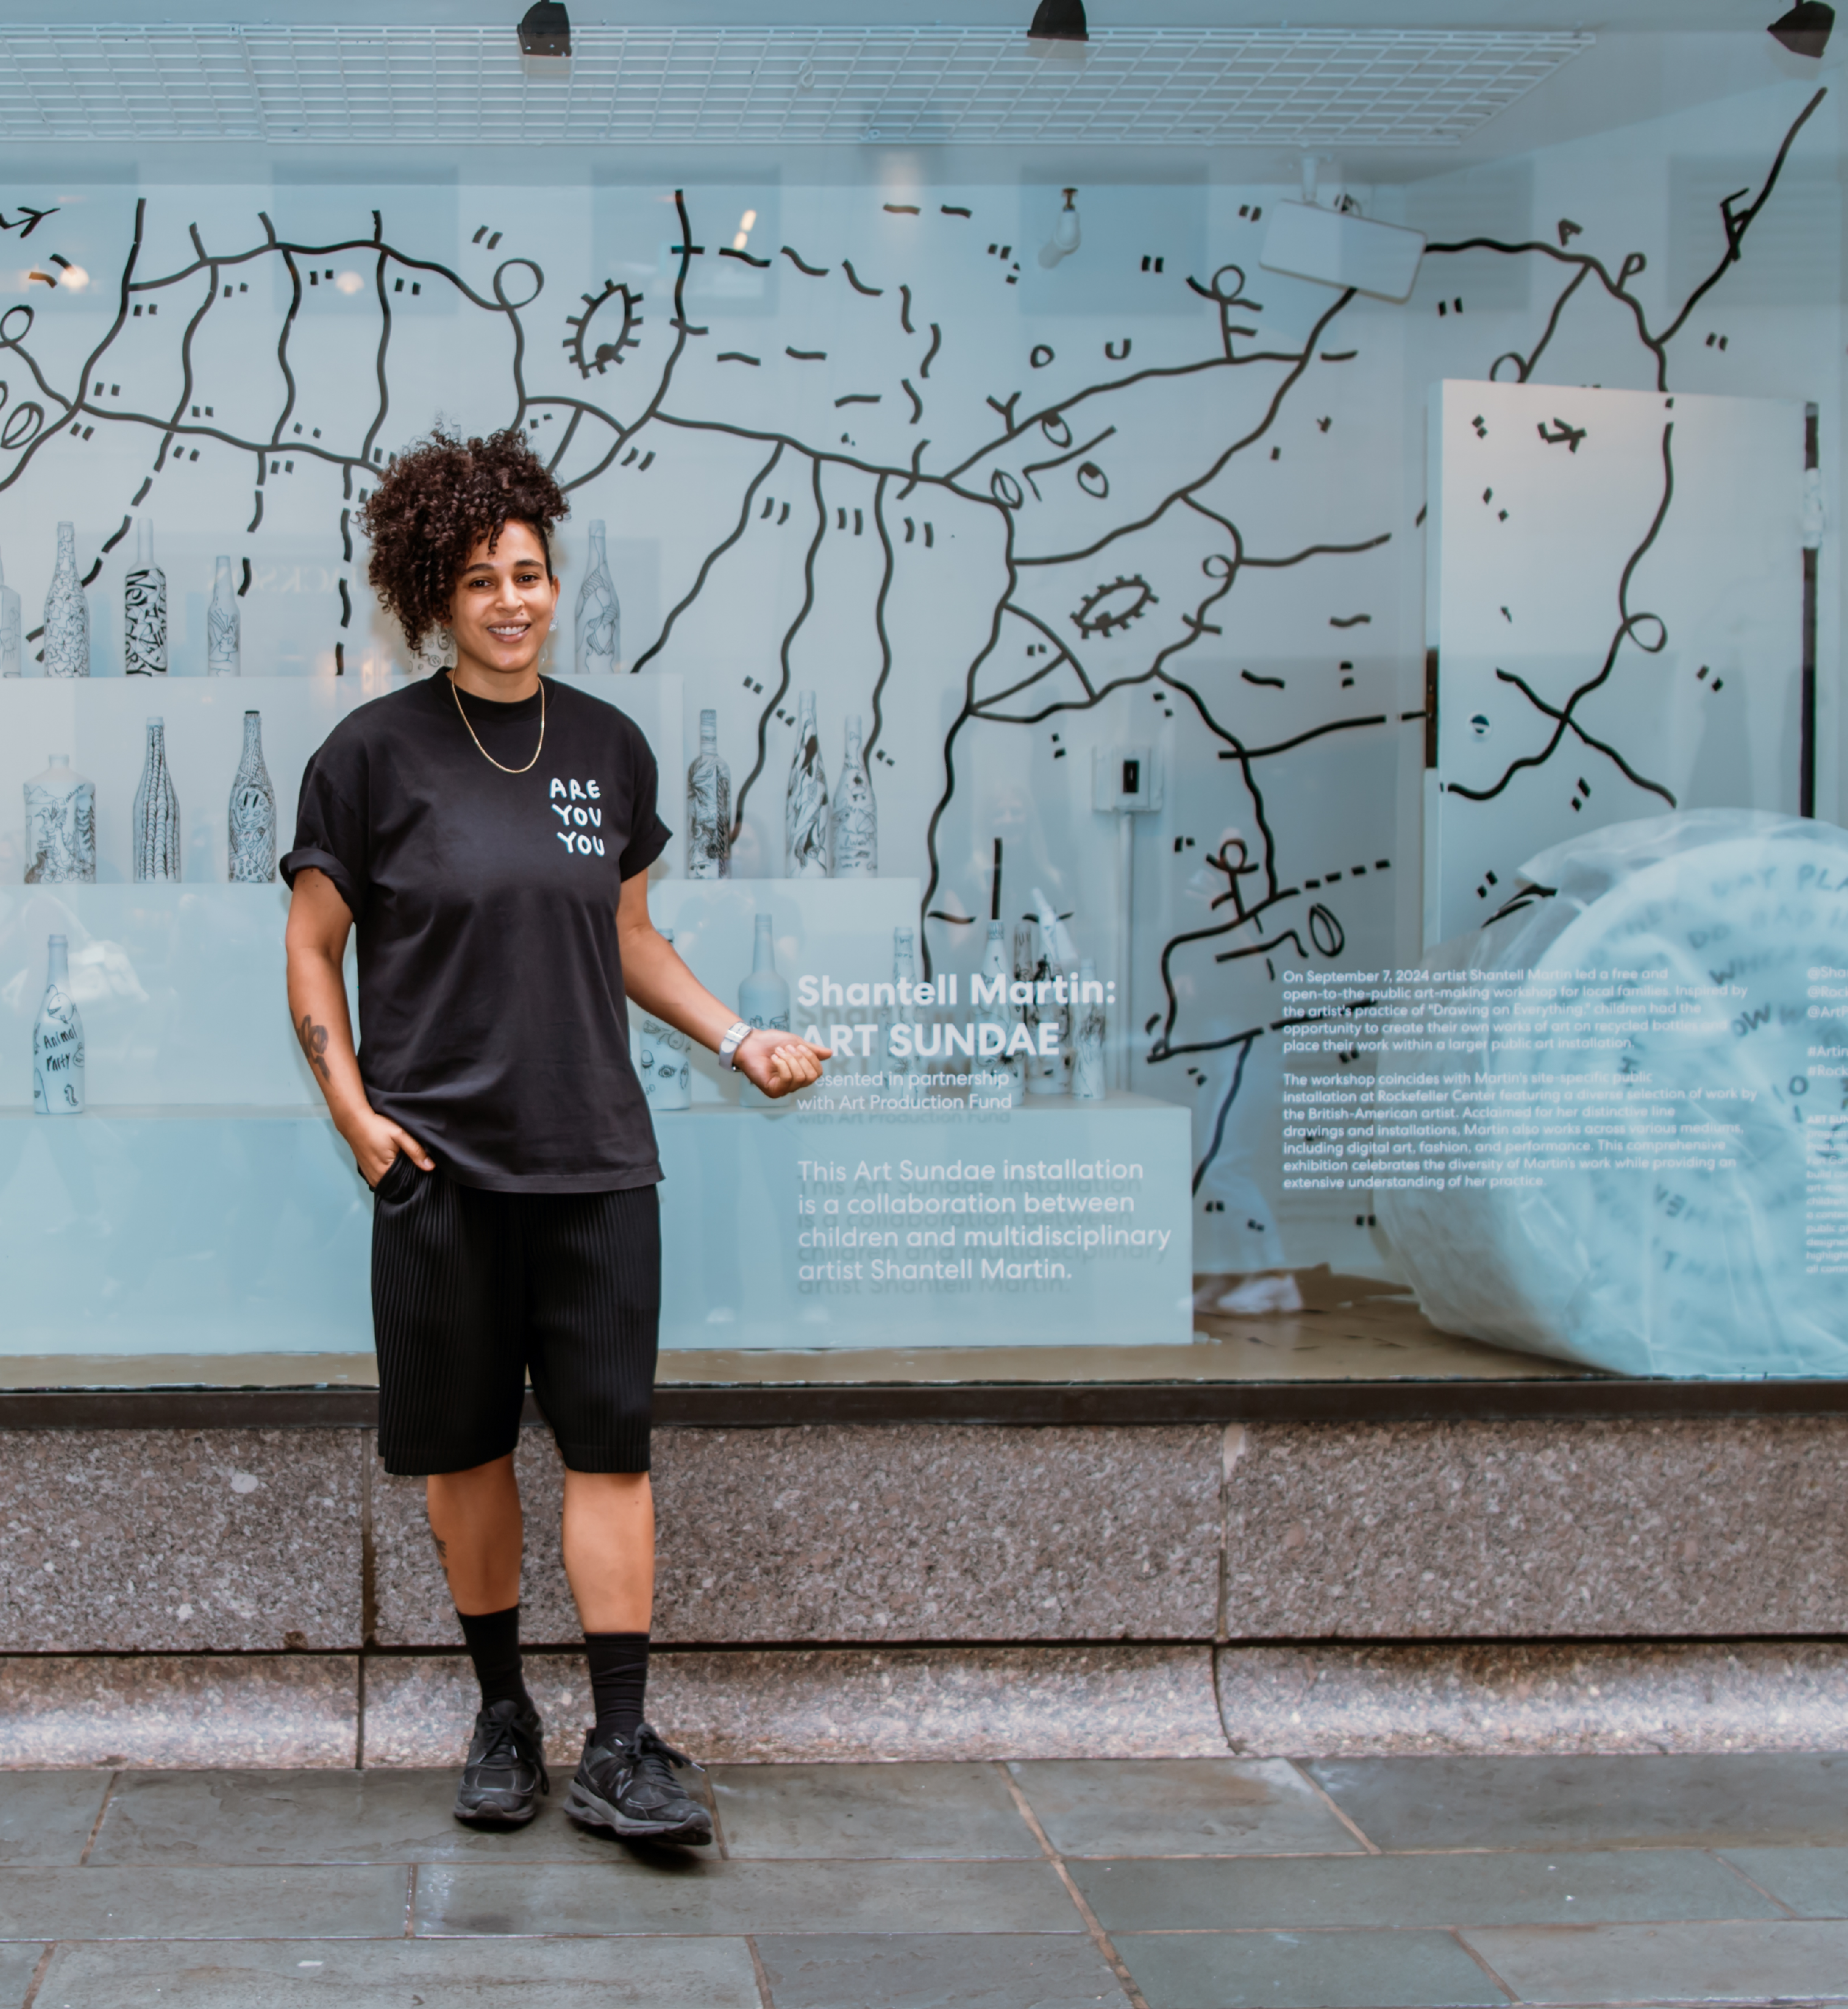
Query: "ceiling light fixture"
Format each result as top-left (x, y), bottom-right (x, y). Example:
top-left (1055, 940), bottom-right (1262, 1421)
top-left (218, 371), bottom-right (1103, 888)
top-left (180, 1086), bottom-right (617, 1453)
top-left (1038, 187), bottom-right (1081, 268)
top-left (1260, 153), bottom-right (1426, 303)
top-left (1768, 1), bottom-right (1834, 56)
top-left (518, 1), bottom-right (571, 77)
top-left (1027, 0), bottom-right (1088, 45)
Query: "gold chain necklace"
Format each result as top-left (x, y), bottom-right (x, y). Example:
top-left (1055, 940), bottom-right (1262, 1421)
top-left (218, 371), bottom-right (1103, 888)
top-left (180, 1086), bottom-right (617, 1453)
top-left (449, 670), bottom-right (545, 775)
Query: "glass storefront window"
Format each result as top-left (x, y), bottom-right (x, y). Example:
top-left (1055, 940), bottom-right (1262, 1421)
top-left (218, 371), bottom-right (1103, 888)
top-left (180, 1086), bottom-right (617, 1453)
top-left (0, 10), bottom-right (1842, 1383)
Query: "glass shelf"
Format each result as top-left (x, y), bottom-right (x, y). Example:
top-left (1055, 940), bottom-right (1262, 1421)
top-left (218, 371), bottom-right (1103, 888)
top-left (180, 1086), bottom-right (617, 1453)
top-left (1, 675), bottom-right (688, 1116)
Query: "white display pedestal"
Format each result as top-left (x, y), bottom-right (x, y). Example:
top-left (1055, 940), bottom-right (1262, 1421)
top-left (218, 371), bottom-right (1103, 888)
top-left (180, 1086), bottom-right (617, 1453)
top-left (0, 1108), bottom-right (370, 1356)
top-left (657, 1095), bottom-right (1192, 1349)
top-left (0, 1096), bottom-right (1191, 1356)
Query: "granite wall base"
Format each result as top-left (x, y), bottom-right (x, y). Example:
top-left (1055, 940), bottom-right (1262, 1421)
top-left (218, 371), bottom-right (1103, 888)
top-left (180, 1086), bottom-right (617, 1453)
top-left (0, 1429), bottom-right (361, 1652)
top-left (367, 1644), bottom-right (1226, 1765)
top-left (1213, 1640), bottom-right (1848, 1756)
top-left (3, 1641), bottom-right (1846, 1765)
top-left (1221, 1419), bottom-right (1848, 1638)
top-left (0, 1655), bottom-right (355, 1767)
top-left (370, 1423), bottom-right (1225, 1648)
top-left (2, 1416), bottom-right (1847, 1762)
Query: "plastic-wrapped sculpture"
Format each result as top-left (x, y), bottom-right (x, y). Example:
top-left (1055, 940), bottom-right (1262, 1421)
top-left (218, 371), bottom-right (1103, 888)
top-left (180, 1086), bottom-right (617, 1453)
top-left (1376, 811), bottom-right (1848, 1378)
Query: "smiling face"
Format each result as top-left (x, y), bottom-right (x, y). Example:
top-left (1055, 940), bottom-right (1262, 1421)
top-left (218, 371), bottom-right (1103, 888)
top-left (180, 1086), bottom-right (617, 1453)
top-left (446, 518), bottom-right (560, 689)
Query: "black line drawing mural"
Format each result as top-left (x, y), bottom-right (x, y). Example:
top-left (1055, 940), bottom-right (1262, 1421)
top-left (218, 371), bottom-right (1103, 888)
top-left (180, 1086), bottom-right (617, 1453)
top-left (0, 80), bottom-right (1823, 1272)
top-left (565, 279), bottom-right (644, 379)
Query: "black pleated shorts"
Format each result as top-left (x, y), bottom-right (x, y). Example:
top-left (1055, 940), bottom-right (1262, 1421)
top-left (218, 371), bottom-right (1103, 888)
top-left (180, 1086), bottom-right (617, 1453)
top-left (369, 1156), bottom-right (660, 1478)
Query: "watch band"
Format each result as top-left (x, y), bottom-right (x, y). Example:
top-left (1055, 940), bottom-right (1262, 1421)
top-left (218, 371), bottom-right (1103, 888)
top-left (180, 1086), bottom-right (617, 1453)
top-left (718, 1020), bottom-right (755, 1070)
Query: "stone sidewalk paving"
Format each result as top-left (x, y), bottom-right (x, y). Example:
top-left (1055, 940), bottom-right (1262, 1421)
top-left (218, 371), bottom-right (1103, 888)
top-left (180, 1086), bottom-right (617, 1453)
top-left (2, 1751), bottom-right (1846, 2006)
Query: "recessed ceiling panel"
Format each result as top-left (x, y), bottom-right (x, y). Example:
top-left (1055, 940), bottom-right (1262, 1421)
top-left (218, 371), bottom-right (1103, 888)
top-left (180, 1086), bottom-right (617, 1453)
top-left (0, 25), bottom-right (1591, 147)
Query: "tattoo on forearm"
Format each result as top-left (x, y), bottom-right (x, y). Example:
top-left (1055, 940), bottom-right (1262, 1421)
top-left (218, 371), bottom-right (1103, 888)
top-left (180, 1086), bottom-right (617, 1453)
top-left (296, 1012), bottom-right (332, 1084)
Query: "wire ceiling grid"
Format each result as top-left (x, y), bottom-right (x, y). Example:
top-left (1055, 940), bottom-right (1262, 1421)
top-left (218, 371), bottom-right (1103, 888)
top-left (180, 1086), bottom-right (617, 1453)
top-left (0, 26), bottom-right (1590, 146)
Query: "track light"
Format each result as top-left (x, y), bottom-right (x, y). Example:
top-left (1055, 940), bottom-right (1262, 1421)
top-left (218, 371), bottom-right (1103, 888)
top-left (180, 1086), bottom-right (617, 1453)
top-left (518, 2), bottom-right (571, 76)
top-left (1769, 2), bottom-right (1834, 57)
top-left (1027, 0), bottom-right (1088, 44)
top-left (1261, 154), bottom-right (1426, 303)
top-left (1038, 188), bottom-right (1081, 269)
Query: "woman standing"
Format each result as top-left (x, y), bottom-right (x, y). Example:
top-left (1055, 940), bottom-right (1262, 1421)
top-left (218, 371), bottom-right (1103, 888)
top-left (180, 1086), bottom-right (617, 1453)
top-left (283, 428), bottom-right (826, 1844)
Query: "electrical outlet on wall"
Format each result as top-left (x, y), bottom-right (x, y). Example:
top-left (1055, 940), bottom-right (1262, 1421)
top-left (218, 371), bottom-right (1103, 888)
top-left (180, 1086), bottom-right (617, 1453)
top-left (1092, 745), bottom-right (1162, 813)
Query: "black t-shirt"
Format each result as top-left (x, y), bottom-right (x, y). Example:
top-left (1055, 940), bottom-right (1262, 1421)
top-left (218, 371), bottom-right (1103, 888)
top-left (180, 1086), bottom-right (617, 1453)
top-left (281, 673), bottom-right (672, 1193)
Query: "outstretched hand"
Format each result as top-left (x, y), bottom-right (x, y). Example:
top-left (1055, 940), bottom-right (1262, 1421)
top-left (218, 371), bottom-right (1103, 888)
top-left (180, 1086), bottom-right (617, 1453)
top-left (736, 1032), bottom-right (833, 1098)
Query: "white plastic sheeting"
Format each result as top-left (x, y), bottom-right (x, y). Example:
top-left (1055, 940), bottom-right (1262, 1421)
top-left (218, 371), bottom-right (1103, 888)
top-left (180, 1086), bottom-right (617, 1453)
top-left (1376, 811), bottom-right (1848, 1378)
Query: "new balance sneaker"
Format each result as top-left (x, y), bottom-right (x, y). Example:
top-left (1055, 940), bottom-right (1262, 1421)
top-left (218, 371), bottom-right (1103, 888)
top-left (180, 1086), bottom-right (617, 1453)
top-left (563, 1723), bottom-right (712, 1846)
top-left (452, 1697), bottom-right (549, 1827)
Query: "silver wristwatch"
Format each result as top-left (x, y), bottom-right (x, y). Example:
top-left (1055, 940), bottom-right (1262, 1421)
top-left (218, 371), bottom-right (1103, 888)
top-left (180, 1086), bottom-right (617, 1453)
top-left (717, 1020), bottom-right (755, 1070)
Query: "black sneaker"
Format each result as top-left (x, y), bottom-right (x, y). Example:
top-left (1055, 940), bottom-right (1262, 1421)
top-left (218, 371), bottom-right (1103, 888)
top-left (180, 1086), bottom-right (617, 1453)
top-left (452, 1697), bottom-right (549, 1828)
top-left (564, 1723), bottom-right (712, 1845)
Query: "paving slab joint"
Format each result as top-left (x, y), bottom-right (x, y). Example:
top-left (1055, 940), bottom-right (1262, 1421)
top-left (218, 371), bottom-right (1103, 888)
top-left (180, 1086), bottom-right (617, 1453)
top-left (17, 1945), bottom-right (54, 2009)
top-left (1003, 1770), bottom-right (1152, 2009)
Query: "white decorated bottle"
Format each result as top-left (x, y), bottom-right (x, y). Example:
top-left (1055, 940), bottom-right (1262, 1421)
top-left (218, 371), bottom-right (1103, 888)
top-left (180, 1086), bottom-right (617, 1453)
top-left (575, 519), bottom-right (619, 674)
top-left (981, 919), bottom-right (1023, 1104)
top-left (1014, 918), bottom-right (1042, 1089)
top-left (132, 715), bottom-right (181, 882)
top-left (227, 709), bottom-right (276, 883)
top-left (32, 934), bottom-right (83, 1115)
top-left (1021, 919), bottom-right (1067, 1095)
top-left (635, 926), bottom-right (692, 1110)
top-left (42, 521), bottom-right (88, 678)
top-left (0, 546), bottom-right (21, 676)
top-left (740, 913), bottom-right (790, 1034)
top-left (783, 690), bottom-right (830, 878)
top-left (1072, 956), bottom-right (1107, 1100)
top-left (739, 913), bottom-right (791, 1108)
top-left (411, 624), bottom-right (456, 677)
top-left (24, 754), bottom-right (96, 884)
top-left (886, 925), bottom-right (921, 1102)
top-left (123, 517), bottom-right (167, 676)
top-left (686, 709), bottom-right (731, 879)
top-left (208, 555), bottom-right (240, 675)
top-left (831, 714), bottom-right (877, 877)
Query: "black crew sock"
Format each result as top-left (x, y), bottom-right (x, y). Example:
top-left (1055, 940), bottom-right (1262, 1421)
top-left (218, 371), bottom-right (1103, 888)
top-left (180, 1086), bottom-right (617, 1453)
top-left (458, 1604), bottom-right (531, 1715)
top-left (585, 1631), bottom-right (649, 1746)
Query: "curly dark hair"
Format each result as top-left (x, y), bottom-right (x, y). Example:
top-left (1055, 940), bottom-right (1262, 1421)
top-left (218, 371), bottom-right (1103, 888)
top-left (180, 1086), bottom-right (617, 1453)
top-left (359, 426), bottom-right (568, 649)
